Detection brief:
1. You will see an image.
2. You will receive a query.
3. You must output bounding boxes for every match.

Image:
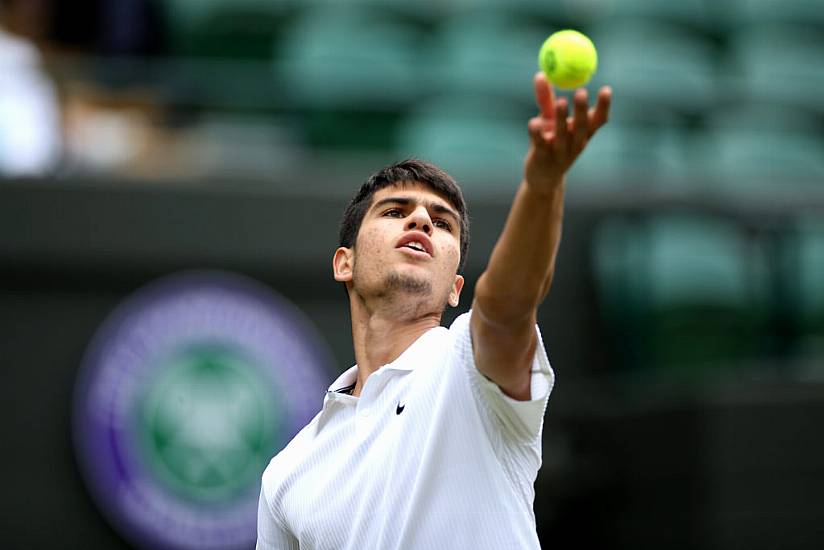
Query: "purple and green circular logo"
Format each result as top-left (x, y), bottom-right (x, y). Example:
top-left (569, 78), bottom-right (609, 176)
top-left (73, 271), bottom-right (333, 550)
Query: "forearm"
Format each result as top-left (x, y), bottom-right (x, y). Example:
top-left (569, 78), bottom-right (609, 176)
top-left (475, 176), bottom-right (565, 323)
top-left (473, 76), bottom-right (610, 324)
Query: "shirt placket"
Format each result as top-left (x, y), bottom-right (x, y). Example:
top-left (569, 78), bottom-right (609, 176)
top-left (355, 368), bottom-right (394, 436)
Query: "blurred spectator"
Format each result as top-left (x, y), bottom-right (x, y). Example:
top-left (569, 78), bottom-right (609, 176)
top-left (0, 0), bottom-right (61, 177)
top-left (48, 0), bottom-right (165, 56)
top-left (36, 0), bottom-right (169, 176)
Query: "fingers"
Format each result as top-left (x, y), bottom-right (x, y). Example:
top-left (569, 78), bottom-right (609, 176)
top-left (571, 88), bottom-right (589, 152)
top-left (552, 97), bottom-right (569, 155)
top-left (588, 86), bottom-right (612, 136)
top-left (527, 116), bottom-right (548, 147)
top-left (529, 84), bottom-right (611, 158)
top-left (533, 72), bottom-right (554, 119)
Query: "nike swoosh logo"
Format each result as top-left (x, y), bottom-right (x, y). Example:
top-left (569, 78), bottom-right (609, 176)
top-left (396, 402), bottom-right (405, 415)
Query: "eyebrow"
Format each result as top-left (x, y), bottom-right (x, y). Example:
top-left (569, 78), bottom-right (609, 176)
top-left (371, 196), bottom-right (460, 225)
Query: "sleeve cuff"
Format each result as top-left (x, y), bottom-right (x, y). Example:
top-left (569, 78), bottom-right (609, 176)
top-left (475, 346), bottom-right (555, 442)
top-left (450, 310), bottom-right (556, 443)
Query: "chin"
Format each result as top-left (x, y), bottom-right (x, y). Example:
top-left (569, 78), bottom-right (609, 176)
top-left (383, 271), bottom-right (432, 295)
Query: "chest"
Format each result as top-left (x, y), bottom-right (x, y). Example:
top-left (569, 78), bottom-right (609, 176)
top-left (280, 365), bottom-right (494, 547)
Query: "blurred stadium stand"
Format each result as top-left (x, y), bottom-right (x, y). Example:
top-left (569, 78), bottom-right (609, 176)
top-left (161, 0), bottom-right (291, 60)
top-left (396, 95), bottom-right (528, 188)
top-left (794, 218), bottom-right (824, 361)
top-left (593, 214), bottom-right (770, 374)
top-left (2, 0), bottom-right (824, 548)
top-left (435, 13), bottom-right (548, 105)
top-left (725, 23), bottom-right (824, 113)
top-left (733, 0), bottom-right (824, 27)
top-left (279, 6), bottom-right (421, 107)
top-left (592, 0), bottom-right (712, 29)
top-left (697, 101), bottom-right (824, 194)
top-left (589, 20), bottom-right (718, 115)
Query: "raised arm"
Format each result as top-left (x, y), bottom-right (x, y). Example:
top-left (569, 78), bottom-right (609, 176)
top-left (470, 72), bottom-right (611, 400)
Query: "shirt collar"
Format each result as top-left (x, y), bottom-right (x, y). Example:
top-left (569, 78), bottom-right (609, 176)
top-left (327, 366), bottom-right (358, 393)
top-left (315, 325), bottom-right (448, 434)
top-left (326, 324), bottom-right (448, 393)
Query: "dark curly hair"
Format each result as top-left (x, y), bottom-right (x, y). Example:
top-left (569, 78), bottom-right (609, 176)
top-left (338, 158), bottom-right (470, 273)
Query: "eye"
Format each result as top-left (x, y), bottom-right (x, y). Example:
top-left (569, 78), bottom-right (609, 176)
top-left (383, 208), bottom-right (403, 217)
top-left (434, 219), bottom-right (452, 231)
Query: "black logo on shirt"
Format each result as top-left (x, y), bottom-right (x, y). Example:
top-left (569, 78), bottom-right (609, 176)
top-left (396, 402), bottom-right (405, 415)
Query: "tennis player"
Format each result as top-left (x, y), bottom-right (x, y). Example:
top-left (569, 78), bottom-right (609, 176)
top-left (256, 73), bottom-right (611, 549)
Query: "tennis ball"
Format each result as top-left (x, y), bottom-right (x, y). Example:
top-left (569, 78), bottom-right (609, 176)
top-left (538, 30), bottom-right (598, 90)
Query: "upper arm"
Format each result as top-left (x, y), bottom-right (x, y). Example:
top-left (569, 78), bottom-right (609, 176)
top-left (470, 288), bottom-right (538, 402)
top-left (256, 482), bottom-right (300, 550)
top-left (452, 309), bottom-right (554, 446)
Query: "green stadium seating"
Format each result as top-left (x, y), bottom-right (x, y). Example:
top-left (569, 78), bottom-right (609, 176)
top-left (566, 98), bottom-right (691, 190)
top-left (582, 96), bottom-right (700, 188)
top-left (593, 214), bottom-right (770, 374)
top-left (705, 101), bottom-right (821, 135)
top-left (395, 96), bottom-right (528, 189)
top-left (314, 0), bottom-right (458, 24)
top-left (434, 14), bottom-right (552, 106)
top-left (695, 128), bottom-right (824, 196)
top-left (725, 24), bottom-right (824, 113)
top-left (277, 7), bottom-right (421, 107)
top-left (300, 107), bottom-right (404, 152)
top-left (161, 0), bottom-right (291, 59)
top-left (464, 0), bottom-right (576, 22)
top-left (734, 0), bottom-right (824, 26)
top-left (694, 99), bottom-right (824, 194)
top-left (568, 122), bottom-right (688, 190)
top-left (588, 0), bottom-right (712, 30)
top-left (588, 21), bottom-right (717, 115)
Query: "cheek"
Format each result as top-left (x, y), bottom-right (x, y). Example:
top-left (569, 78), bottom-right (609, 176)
top-left (440, 243), bottom-right (461, 270)
top-left (356, 227), bottom-right (388, 261)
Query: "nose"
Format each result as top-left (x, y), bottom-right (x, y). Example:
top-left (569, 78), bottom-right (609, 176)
top-left (405, 206), bottom-right (433, 236)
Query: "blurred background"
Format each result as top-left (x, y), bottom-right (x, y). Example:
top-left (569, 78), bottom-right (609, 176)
top-left (1, 0), bottom-right (823, 548)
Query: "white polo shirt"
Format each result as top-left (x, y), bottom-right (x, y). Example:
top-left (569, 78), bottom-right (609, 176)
top-left (256, 311), bottom-right (555, 550)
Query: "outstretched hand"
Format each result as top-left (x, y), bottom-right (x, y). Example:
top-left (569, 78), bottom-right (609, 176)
top-left (525, 72), bottom-right (611, 193)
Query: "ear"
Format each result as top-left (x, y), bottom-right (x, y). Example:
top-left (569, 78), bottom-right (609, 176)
top-left (448, 274), bottom-right (465, 307)
top-left (333, 247), bottom-right (354, 282)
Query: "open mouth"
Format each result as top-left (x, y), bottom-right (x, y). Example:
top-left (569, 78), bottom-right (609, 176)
top-left (395, 233), bottom-right (433, 257)
top-left (402, 241), bottom-right (427, 253)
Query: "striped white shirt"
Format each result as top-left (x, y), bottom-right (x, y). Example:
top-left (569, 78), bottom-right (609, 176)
top-left (257, 310), bottom-right (555, 549)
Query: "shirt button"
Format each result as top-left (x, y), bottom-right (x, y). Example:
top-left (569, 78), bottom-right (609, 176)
top-left (359, 407), bottom-right (370, 417)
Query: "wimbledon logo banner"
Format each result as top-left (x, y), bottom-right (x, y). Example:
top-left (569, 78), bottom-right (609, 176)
top-left (73, 271), bottom-right (333, 550)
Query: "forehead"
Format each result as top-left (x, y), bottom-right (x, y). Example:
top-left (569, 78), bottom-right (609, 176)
top-left (369, 181), bottom-right (455, 210)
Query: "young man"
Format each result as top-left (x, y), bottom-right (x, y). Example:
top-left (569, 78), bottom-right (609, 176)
top-left (257, 73), bottom-right (611, 549)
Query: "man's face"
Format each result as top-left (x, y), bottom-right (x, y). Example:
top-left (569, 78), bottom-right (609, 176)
top-left (334, 182), bottom-right (464, 311)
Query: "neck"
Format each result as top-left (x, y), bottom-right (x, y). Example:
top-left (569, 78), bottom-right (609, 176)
top-left (348, 293), bottom-right (441, 397)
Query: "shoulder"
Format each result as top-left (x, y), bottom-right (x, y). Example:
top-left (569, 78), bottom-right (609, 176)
top-left (261, 412), bottom-right (321, 493)
top-left (449, 309), bottom-right (554, 388)
top-left (445, 310), bottom-right (472, 349)
top-left (444, 310), bottom-right (495, 364)
top-left (447, 311), bottom-right (472, 331)
top-left (447, 309), bottom-right (556, 444)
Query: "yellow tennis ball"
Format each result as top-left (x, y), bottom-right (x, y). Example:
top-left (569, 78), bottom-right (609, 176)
top-left (538, 30), bottom-right (598, 89)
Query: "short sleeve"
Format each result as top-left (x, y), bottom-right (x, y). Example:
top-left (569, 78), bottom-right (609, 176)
top-left (449, 311), bottom-right (555, 444)
top-left (256, 482), bottom-right (300, 550)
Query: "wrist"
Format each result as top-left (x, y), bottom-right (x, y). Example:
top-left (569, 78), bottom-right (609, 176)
top-left (522, 176), bottom-right (566, 200)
